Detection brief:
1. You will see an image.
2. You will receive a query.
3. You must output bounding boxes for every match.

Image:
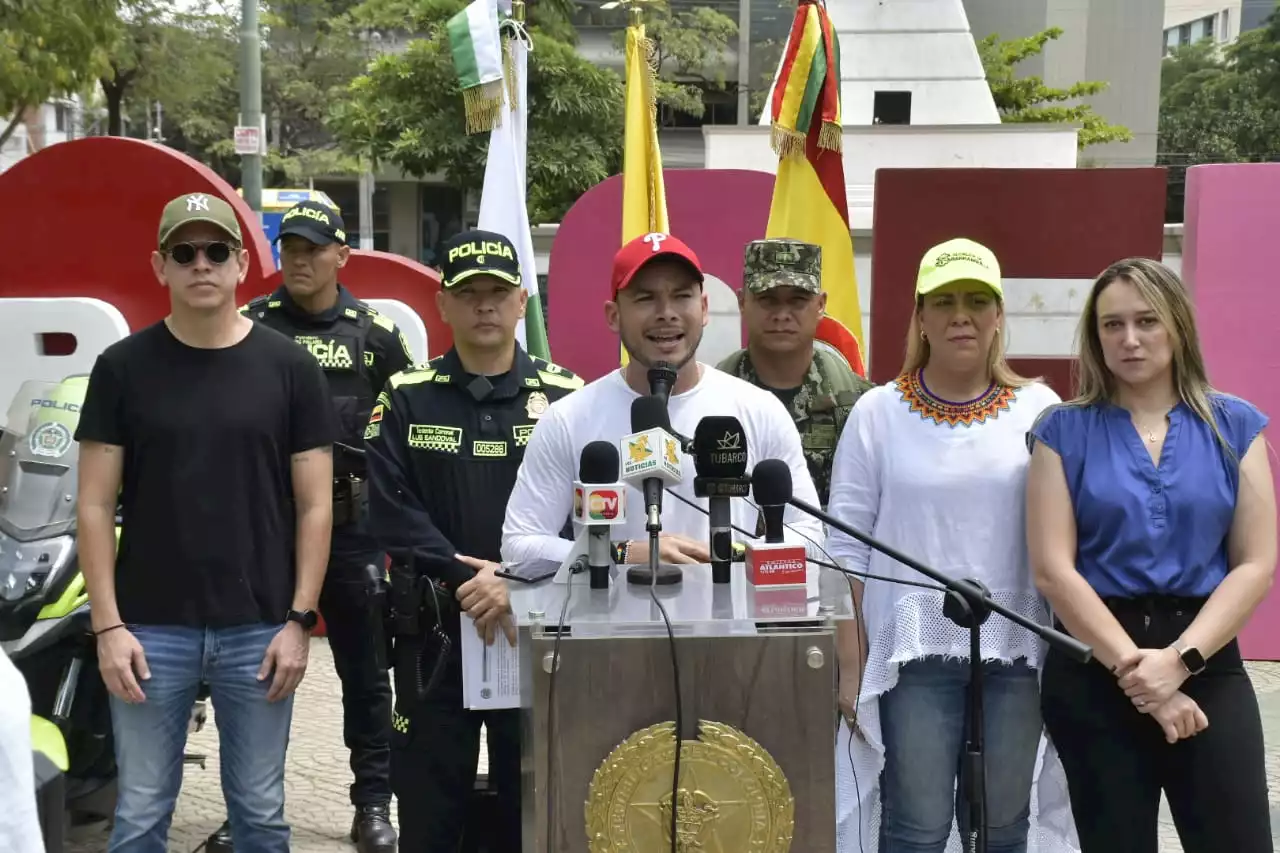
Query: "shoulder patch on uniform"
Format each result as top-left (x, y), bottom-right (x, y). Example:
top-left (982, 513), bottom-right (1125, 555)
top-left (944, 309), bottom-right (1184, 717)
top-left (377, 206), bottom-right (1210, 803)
top-left (531, 358), bottom-right (584, 391)
top-left (371, 313), bottom-right (396, 333)
top-left (241, 295), bottom-right (271, 315)
top-left (389, 367), bottom-right (436, 389)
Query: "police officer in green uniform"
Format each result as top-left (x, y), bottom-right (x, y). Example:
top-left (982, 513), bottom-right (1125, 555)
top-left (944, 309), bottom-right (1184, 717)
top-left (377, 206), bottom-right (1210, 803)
top-left (224, 200), bottom-right (408, 853)
top-left (363, 229), bottom-right (582, 853)
top-left (717, 238), bottom-right (873, 508)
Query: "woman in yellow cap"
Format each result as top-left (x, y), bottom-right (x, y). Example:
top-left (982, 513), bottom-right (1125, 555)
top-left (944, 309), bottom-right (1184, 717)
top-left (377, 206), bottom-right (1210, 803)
top-left (1026, 258), bottom-right (1274, 852)
top-left (828, 238), bottom-right (1072, 852)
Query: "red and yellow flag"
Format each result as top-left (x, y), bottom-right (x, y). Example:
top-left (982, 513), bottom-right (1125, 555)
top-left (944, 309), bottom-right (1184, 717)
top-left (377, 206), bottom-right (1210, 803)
top-left (766, 0), bottom-right (865, 376)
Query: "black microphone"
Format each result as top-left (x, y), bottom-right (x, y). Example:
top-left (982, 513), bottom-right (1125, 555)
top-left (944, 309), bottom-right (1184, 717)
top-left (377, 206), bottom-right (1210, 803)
top-left (750, 458), bottom-right (790, 544)
top-left (693, 416), bottom-right (750, 584)
top-left (647, 362), bottom-right (677, 407)
top-left (575, 441), bottom-right (625, 590)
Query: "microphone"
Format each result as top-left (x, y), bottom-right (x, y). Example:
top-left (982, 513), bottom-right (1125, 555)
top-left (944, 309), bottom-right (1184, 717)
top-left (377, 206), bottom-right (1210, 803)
top-left (572, 441), bottom-right (627, 590)
top-left (620, 395), bottom-right (685, 586)
top-left (647, 362), bottom-right (677, 407)
top-left (745, 460), bottom-right (808, 586)
top-left (620, 396), bottom-right (683, 531)
top-left (692, 416), bottom-right (750, 585)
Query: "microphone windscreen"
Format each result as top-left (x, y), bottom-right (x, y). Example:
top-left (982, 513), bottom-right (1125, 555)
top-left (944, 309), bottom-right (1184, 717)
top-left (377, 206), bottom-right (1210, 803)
top-left (630, 394), bottom-right (671, 433)
top-left (579, 440), bottom-right (620, 483)
top-left (751, 459), bottom-right (792, 506)
top-left (693, 416), bottom-right (748, 477)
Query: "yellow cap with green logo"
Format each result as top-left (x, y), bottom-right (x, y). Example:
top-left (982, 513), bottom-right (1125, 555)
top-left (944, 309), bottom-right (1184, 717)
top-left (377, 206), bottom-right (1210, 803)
top-left (916, 237), bottom-right (1002, 299)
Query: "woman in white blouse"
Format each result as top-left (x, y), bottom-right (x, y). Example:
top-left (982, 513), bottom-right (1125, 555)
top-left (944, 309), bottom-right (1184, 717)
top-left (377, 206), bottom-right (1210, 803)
top-left (827, 238), bottom-right (1067, 853)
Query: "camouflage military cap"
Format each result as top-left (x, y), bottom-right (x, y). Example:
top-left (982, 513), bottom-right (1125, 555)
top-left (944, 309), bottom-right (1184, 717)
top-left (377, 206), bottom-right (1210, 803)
top-left (743, 239), bottom-right (822, 294)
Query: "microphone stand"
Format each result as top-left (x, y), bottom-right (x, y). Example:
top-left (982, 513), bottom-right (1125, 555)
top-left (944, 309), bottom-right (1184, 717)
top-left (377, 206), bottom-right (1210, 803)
top-left (788, 495), bottom-right (1092, 853)
top-left (626, 489), bottom-right (683, 585)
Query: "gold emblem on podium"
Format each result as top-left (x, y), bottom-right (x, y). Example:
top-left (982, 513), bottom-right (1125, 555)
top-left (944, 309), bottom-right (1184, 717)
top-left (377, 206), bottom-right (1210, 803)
top-left (585, 720), bottom-right (794, 852)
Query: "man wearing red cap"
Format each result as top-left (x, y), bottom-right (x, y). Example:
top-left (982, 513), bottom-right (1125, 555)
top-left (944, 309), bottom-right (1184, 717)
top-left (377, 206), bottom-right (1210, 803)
top-left (502, 231), bottom-right (824, 568)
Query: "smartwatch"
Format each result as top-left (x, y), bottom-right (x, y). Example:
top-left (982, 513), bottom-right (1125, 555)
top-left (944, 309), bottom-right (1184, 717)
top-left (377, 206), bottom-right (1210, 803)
top-left (286, 609), bottom-right (319, 632)
top-left (1172, 640), bottom-right (1206, 676)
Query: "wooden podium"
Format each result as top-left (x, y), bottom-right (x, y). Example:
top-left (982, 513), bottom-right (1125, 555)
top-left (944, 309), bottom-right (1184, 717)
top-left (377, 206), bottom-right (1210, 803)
top-left (507, 563), bottom-right (856, 853)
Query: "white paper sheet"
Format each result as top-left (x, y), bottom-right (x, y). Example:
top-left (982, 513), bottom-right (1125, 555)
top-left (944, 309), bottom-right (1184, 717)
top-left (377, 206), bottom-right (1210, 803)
top-left (459, 613), bottom-right (521, 710)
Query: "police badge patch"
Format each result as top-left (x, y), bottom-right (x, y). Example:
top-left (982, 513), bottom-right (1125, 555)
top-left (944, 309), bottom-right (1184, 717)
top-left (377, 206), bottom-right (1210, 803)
top-left (526, 391), bottom-right (549, 419)
top-left (29, 422), bottom-right (72, 458)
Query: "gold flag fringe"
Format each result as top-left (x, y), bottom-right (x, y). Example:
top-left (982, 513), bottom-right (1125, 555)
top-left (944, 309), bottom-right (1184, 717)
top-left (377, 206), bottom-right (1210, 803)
top-left (769, 124), bottom-right (807, 160)
top-left (502, 36), bottom-right (519, 113)
top-left (818, 120), bottom-right (842, 153)
top-left (462, 80), bottom-right (504, 134)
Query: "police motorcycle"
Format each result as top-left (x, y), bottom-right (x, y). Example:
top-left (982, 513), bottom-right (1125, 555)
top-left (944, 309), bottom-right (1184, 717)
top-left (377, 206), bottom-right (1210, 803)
top-left (0, 375), bottom-right (211, 834)
top-left (33, 713), bottom-right (71, 853)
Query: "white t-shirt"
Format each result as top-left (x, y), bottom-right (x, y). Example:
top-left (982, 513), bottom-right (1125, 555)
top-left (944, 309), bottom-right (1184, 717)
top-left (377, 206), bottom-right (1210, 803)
top-left (501, 364), bottom-right (826, 564)
top-left (0, 648), bottom-right (45, 853)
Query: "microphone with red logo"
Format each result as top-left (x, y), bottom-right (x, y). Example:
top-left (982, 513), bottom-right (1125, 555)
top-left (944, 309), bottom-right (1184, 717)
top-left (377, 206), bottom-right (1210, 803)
top-left (572, 441), bottom-right (627, 590)
top-left (745, 459), bottom-right (808, 586)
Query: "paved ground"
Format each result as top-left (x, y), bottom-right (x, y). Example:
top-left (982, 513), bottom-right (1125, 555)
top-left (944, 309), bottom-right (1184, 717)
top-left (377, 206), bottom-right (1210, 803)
top-left (63, 640), bottom-right (1280, 852)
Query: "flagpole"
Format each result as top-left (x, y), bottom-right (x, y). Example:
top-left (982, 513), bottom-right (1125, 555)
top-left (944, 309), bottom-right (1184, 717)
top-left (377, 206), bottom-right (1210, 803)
top-left (512, 0), bottom-right (524, 21)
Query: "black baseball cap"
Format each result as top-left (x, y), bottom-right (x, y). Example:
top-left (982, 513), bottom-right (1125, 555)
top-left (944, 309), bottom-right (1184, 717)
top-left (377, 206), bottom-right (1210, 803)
top-left (276, 201), bottom-right (347, 246)
top-left (439, 229), bottom-right (521, 289)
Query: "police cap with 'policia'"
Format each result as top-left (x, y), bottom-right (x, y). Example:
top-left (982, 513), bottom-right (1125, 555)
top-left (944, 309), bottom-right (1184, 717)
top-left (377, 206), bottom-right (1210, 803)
top-left (439, 229), bottom-right (521, 289)
top-left (276, 200), bottom-right (348, 246)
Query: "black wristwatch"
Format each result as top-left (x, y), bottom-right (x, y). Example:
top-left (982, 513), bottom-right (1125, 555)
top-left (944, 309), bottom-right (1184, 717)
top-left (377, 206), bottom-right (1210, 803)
top-left (286, 609), bottom-right (318, 632)
top-left (1173, 640), bottom-right (1206, 676)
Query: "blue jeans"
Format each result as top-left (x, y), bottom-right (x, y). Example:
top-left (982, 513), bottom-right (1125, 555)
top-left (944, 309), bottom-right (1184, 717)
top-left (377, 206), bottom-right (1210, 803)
top-left (878, 656), bottom-right (1042, 853)
top-left (107, 623), bottom-right (294, 853)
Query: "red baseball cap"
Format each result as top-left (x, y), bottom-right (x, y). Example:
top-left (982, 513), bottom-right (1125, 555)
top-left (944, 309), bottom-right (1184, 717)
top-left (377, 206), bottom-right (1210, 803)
top-left (610, 232), bottom-right (704, 298)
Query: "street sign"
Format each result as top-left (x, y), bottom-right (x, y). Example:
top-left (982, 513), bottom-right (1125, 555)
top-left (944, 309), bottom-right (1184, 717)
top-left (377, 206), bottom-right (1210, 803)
top-left (233, 126), bottom-right (261, 155)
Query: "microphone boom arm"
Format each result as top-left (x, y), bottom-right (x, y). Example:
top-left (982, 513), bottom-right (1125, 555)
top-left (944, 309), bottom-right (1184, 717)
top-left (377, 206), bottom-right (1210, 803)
top-left (787, 493), bottom-right (1091, 853)
top-left (788, 494), bottom-right (1092, 662)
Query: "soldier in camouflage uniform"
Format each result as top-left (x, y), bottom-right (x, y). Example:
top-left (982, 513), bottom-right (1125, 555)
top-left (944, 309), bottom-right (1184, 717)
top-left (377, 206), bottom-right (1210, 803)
top-left (716, 238), bottom-right (873, 507)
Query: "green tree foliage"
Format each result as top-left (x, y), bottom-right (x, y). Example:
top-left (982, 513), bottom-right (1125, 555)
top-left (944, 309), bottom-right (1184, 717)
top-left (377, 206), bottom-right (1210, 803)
top-left (1157, 13), bottom-right (1280, 221)
top-left (608, 0), bottom-right (738, 121)
top-left (103, 0), bottom-right (236, 138)
top-left (330, 0), bottom-right (625, 222)
top-left (978, 27), bottom-right (1132, 149)
top-left (0, 0), bottom-right (117, 146)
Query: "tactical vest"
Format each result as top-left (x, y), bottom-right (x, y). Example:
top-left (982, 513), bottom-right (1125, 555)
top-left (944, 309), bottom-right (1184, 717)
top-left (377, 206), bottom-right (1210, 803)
top-left (245, 295), bottom-right (376, 475)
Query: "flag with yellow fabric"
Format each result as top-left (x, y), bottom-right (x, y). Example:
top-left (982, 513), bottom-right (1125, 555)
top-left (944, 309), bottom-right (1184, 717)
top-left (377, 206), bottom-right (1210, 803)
top-left (765, 0), bottom-right (865, 376)
top-left (618, 12), bottom-right (668, 366)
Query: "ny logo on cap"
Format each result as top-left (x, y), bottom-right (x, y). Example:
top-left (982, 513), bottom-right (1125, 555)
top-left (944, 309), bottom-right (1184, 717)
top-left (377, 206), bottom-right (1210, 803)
top-left (643, 233), bottom-right (669, 253)
top-left (186, 194), bottom-right (211, 212)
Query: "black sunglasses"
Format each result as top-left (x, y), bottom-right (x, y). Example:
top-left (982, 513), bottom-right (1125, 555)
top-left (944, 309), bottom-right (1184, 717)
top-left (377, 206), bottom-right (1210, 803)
top-left (166, 241), bottom-right (237, 266)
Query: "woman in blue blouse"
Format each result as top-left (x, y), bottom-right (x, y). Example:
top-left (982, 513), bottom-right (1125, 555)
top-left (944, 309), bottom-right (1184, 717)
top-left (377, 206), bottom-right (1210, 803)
top-left (1025, 257), bottom-right (1276, 852)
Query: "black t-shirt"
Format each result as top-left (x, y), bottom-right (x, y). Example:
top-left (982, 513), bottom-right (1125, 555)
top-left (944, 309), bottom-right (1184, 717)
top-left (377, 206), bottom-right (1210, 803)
top-left (75, 321), bottom-right (339, 628)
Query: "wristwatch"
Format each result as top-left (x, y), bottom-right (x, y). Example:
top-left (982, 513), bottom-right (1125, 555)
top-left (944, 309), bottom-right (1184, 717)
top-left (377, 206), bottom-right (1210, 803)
top-left (286, 609), bottom-right (319, 632)
top-left (1172, 639), bottom-right (1206, 676)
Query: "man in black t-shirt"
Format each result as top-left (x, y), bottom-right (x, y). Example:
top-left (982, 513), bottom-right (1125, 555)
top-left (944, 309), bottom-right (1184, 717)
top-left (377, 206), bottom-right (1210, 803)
top-left (75, 191), bottom-right (338, 853)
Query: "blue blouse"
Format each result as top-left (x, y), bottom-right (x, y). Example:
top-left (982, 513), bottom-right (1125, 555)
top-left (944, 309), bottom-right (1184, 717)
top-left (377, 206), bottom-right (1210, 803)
top-left (1029, 394), bottom-right (1268, 598)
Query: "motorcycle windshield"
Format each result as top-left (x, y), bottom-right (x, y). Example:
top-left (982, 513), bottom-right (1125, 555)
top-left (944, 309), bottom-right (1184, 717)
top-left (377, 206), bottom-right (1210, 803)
top-left (0, 377), bottom-right (90, 541)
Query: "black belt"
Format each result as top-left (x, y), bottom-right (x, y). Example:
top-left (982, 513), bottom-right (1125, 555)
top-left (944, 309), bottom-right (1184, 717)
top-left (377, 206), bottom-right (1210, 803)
top-left (1100, 594), bottom-right (1207, 617)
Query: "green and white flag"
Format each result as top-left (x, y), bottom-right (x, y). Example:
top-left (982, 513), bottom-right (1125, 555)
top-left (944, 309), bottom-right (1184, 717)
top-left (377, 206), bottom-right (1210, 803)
top-left (477, 11), bottom-right (550, 359)
top-left (447, 0), bottom-right (505, 134)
